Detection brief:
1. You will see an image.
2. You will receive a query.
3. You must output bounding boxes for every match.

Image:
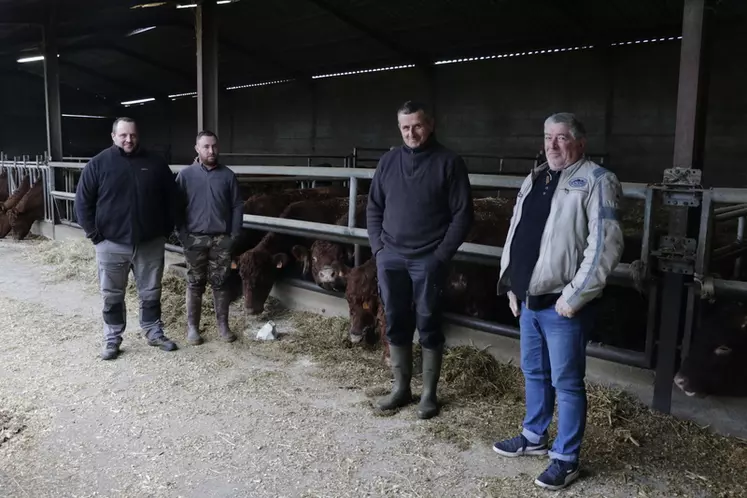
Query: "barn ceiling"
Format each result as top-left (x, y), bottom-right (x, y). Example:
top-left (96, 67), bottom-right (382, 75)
top-left (0, 0), bottom-right (744, 105)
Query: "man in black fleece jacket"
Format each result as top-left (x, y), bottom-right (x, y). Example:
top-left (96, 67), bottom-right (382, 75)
top-left (367, 101), bottom-right (474, 419)
top-left (75, 117), bottom-right (179, 360)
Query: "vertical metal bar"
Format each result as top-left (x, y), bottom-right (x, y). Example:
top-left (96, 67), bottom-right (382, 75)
top-left (651, 0), bottom-right (711, 414)
top-left (681, 285), bottom-right (698, 362)
top-left (673, 0), bottom-right (710, 171)
top-left (640, 188), bottom-right (655, 278)
top-left (734, 216), bottom-right (745, 280)
top-left (43, 12), bottom-right (63, 162)
top-left (348, 176), bottom-right (361, 267)
top-left (196, 0), bottom-right (219, 134)
top-left (643, 281), bottom-right (659, 368)
top-left (694, 190), bottom-right (713, 278)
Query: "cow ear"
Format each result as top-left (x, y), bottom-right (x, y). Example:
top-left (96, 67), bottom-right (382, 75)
top-left (291, 245), bottom-right (309, 262)
top-left (274, 253), bottom-right (289, 269)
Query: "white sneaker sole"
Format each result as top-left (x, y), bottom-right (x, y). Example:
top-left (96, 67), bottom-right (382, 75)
top-left (492, 445), bottom-right (548, 458)
top-left (534, 470), bottom-right (580, 491)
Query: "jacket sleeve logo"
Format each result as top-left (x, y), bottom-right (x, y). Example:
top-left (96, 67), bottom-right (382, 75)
top-left (568, 177), bottom-right (587, 188)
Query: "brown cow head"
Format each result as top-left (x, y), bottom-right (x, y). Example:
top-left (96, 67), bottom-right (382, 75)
top-left (293, 241), bottom-right (351, 292)
top-left (237, 247), bottom-right (289, 315)
top-left (674, 300), bottom-right (747, 398)
top-left (344, 259), bottom-right (379, 344)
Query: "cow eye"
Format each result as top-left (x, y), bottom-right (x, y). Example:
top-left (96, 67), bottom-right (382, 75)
top-left (714, 345), bottom-right (732, 356)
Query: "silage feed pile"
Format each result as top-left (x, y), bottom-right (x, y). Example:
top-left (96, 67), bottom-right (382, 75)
top-left (24, 238), bottom-right (747, 497)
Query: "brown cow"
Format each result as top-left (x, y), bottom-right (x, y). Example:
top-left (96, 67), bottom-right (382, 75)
top-left (0, 171), bottom-right (9, 204)
top-left (232, 186), bottom-right (351, 259)
top-left (674, 299), bottom-right (747, 398)
top-left (0, 176), bottom-right (32, 239)
top-left (237, 196), bottom-right (353, 314)
top-left (7, 180), bottom-right (45, 240)
top-left (291, 195), bottom-right (369, 292)
top-left (0, 211), bottom-right (9, 238)
top-left (2, 175), bottom-right (30, 212)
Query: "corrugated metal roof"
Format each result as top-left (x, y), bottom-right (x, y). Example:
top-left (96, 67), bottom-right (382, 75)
top-left (0, 0), bottom-right (744, 102)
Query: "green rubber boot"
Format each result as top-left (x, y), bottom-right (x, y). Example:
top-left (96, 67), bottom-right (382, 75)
top-left (377, 344), bottom-right (413, 411)
top-left (417, 347), bottom-right (443, 419)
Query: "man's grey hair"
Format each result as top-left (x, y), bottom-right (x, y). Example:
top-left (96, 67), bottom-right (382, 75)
top-left (397, 100), bottom-right (433, 121)
top-left (544, 113), bottom-right (586, 140)
top-left (112, 116), bottom-right (136, 133)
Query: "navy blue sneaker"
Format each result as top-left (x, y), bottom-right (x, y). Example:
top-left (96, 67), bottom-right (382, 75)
top-left (492, 434), bottom-right (548, 457)
top-left (535, 459), bottom-right (580, 490)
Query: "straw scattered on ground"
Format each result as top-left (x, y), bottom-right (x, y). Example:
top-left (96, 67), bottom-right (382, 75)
top-left (19, 237), bottom-right (747, 497)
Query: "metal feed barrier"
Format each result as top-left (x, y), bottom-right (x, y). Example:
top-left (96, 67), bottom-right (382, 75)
top-left (41, 158), bottom-right (747, 415)
top-left (0, 153), bottom-right (54, 223)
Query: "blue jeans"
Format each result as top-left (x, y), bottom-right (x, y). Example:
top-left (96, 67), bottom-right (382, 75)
top-left (519, 301), bottom-right (594, 463)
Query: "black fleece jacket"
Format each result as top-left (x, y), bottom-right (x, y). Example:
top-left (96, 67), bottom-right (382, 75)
top-left (74, 145), bottom-right (177, 245)
top-left (366, 136), bottom-right (474, 262)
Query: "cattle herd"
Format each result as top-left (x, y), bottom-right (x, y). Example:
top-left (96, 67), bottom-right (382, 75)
top-left (0, 171), bottom-right (46, 241)
top-left (1, 168), bottom-right (745, 400)
top-left (199, 181), bottom-right (746, 400)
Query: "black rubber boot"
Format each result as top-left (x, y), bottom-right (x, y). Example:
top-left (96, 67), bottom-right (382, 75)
top-left (186, 286), bottom-right (204, 345)
top-left (213, 287), bottom-right (236, 343)
top-left (377, 344), bottom-right (413, 411)
top-left (417, 346), bottom-right (443, 419)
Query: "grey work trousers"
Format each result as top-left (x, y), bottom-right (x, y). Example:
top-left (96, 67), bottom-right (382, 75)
top-left (94, 236), bottom-right (166, 344)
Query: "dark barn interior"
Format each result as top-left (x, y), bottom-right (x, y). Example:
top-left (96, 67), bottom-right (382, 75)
top-left (2, 0), bottom-right (747, 460)
top-left (0, 0), bottom-right (745, 184)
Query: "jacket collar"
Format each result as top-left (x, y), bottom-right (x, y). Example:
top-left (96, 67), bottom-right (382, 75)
top-left (530, 156), bottom-right (587, 184)
top-left (197, 161), bottom-right (223, 172)
top-left (401, 133), bottom-right (439, 154)
top-left (111, 144), bottom-right (144, 158)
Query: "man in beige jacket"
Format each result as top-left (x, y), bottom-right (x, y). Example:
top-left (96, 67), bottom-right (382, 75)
top-left (492, 113), bottom-right (624, 491)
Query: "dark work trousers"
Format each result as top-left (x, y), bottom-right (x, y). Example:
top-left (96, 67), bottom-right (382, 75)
top-left (376, 246), bottom-right (447, 350)
top-left (94, 236), bottom-right (166, 344)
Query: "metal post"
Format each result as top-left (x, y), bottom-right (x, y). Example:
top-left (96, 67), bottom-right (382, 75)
top-left (196, 0), bottom-right (219, 134)
top-left (734, 216), bottom-right (745, 279)
top-left (42, 11), bottom-right (63, 162)
top-left (652, 0), bottom-right (711, 414)
top-left (348, 176), bottom-right (361, 267)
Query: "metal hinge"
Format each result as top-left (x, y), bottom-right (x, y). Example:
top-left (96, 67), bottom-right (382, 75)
top-left (650, 235), bottom-right (697, 275)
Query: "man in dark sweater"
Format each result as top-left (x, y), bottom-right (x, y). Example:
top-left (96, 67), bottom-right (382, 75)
top-left (367, 101), bottom-right (474, 419)
top-left (175, 130), bottom-right (244, 345)
top-left (75, 117), bottom-right (179, 360)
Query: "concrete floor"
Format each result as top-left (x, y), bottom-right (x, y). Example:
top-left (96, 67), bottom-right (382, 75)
top-left (31, 220), bottom-right (747, 439)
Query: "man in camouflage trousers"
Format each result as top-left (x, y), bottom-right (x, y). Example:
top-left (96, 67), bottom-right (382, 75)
top-left (175, 130), bottom-right (244, 345)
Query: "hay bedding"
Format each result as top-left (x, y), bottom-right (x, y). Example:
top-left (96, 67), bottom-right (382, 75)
top-left (21, 238), bottom-right (747, 497)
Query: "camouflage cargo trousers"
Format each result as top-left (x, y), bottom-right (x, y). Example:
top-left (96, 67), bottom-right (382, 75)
top-left (182, 233), bottom-right (234, 290)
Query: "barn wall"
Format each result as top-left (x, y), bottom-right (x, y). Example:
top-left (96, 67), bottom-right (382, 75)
top-left (1, 25), bottom-right (745, 187)
top-left (0, 70), bottom-right (113, 159)
top-left (213, 42), bottom-right (684, 182)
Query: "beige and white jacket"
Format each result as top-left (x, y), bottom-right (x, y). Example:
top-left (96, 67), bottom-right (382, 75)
top-left (497, 158), bottom-right (625, 312)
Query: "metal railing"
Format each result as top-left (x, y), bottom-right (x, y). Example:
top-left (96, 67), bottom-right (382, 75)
top-left (352, 146), bottom-right (610, 175)
top-left (42, 160), bottom-right (747, 373)
top-left (0, 153), bottom-right (54, 222)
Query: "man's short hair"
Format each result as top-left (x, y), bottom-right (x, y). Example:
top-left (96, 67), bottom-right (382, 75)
top-left (397, 100), bottom-right (433, 120)
top-left (196, 130), bottom-right (218, 143)
top-left (112, 117), bottom-right (136, 133)
top-left (544, 113), bottom-right (586, 140)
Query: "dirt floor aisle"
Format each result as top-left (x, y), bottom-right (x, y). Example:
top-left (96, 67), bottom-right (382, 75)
top-left (0, 238), bottom-right (741, 498)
